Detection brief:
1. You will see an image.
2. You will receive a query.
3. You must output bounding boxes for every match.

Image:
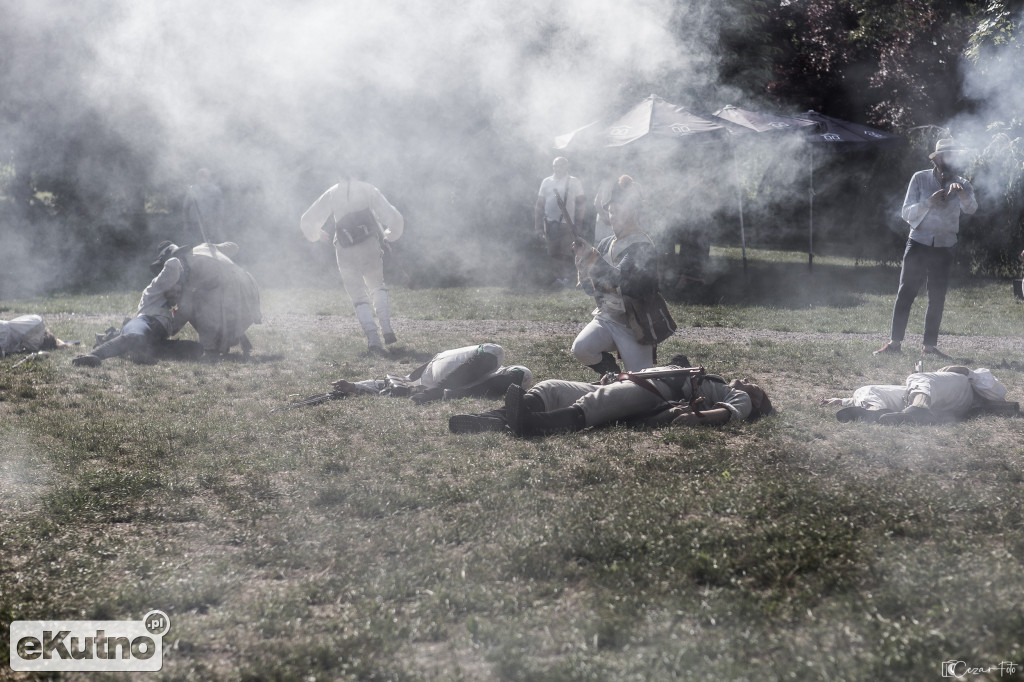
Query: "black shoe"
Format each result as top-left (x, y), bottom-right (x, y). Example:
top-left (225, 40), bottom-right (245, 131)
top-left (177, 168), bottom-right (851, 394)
top-left (878, 405), bottom-right (937, 426)
top-left (505, 384), bottom-right (525, 437)
top-left (836, 406), bottom-right (871, 423)
top-left (449, 414), bottom-right (507, 434)
top-left (873, 341), bottom-right (902, 355)
top-left (72, 354), bottom-right (102, 367)
top-left (587, 352), bottom-right (621, 377)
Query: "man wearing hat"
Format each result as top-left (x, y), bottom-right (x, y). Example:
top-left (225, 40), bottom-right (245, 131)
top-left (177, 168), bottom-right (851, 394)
top-left (875, 138), bottom-right (977, 358)
top-left (72, 242), bottom-right (187, 366)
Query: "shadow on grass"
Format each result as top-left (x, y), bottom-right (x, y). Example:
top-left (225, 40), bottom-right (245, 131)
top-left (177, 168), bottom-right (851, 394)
top-left (670, 248), bottom-right (1017, 310)
top-left (668, 258), bottom-right (897, 308)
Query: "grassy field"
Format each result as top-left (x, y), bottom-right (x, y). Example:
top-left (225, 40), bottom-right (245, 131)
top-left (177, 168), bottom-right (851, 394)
top-left (2, 248), bottom-right (1024, 681)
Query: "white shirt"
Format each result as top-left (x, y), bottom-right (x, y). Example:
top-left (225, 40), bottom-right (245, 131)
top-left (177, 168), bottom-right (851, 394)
top-left (136, 258), bottom-right (184, 327)
top-left (300, 178), bottom-right (404, 243)
top-left (844, 370), bottom-right (981, 418)
top-left (901, 169), bottom-right (977, 248)
top-left (538, 174), bottom-right (584, 223)
top-left (0, 315), bottom-right (47, 357)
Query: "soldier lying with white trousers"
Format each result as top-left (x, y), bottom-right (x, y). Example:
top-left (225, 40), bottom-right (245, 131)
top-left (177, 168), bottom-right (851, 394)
top-left (820, 365), bottom-right (1014, 425)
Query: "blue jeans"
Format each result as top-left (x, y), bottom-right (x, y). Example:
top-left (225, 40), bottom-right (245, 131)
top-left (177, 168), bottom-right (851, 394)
top-left (121, 315), bottom-right (169, 341)
top-left (889, 239), bottom-right (955, 347)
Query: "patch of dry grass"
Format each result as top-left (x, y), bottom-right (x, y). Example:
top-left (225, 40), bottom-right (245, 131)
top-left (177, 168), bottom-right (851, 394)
top-left (3, 256), bottom-right (1024, 680)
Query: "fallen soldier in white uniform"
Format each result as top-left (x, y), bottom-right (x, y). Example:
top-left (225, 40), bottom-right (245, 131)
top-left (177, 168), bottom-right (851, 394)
top-left (273, 344), bottom-right (533, 411)
top-left (820, 365), bottom-right (1016, 425)
top-left (1, 315), bottom-right (77, 364)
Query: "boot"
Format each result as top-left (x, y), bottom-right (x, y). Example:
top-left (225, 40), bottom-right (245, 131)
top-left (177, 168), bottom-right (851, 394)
top-left (449, 410), bottom-right (507, 434)
top-left (354, 303), bottom-right (383, 352)
top-left (372, 289), bottom-right (397, 345)
top-left (878, 405), bottom-right (937, 426)
top-left (72, 333), bottom-right (139, 367)
top-left (588, 352), bottom-right (621, 377)
top-left (520, 406), bottom-right (586, 437)
top-left (506, 384), bottom-right (583, 437)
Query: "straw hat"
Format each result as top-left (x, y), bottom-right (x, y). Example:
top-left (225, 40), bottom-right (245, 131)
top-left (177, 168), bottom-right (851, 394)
top-left (929, 138), bottom-right (967, 159)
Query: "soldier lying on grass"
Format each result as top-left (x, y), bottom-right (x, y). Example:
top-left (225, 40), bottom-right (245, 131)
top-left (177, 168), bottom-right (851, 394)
top-left (449, 355), bottom-right (772, 436)
top-left (273, 344), bottom-right (534, 411)
top-left (1, 314), bottom-right (78, 365)
top-left (820, 365), bottom-right (1017, 425)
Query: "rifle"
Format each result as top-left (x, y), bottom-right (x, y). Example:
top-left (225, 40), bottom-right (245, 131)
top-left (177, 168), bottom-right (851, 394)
top-left (610, 366), bottom-right (708, 415)
top-left (270, 388), bottom-right (348, 413)
top-left (552, 189), bottom-right (581, 243)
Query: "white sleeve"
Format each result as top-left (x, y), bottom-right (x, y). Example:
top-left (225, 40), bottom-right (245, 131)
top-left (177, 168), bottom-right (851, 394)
top-left (149, 258), bottom-right (184, 294)
top-left (299, 186), bottom-right (336, 242)
top-left (901, 173), bottom-right (930, 230)
top-left (370, 186), bottom-right (404, 242)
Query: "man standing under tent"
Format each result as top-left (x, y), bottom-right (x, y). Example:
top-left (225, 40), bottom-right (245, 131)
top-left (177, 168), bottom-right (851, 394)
top-left (300, 171), bottom-right (404, 354)
top-left (874, 138), bottom-right (977, 358)
top-left (535, 156), bottom-right (586, 287)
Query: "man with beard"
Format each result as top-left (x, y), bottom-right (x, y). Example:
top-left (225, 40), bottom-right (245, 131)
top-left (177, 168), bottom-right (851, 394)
top-left (875, 138), bottom-right (978, 359)
top-left (448, 355), bottom-right (772, 436)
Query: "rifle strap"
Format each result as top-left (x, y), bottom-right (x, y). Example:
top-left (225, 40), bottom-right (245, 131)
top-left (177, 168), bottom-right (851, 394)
top-left (616, 373), bottom-right (670, 404)
top-left (561, 178), bottom-right (569, 224)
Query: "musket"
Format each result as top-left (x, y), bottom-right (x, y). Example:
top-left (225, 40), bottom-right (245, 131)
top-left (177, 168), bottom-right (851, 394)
top-left (270, 388), bottom-right (348, 413)
top-left (186, 187), bottom-right (219, 255)
top-left (553, 189), bottom-right (581, 243)
top-left (611, 366), bottom-right (708, 415)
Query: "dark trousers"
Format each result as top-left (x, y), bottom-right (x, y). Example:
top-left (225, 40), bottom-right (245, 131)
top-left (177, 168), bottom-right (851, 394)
top-left (889, 239), bottom-right (955, 347)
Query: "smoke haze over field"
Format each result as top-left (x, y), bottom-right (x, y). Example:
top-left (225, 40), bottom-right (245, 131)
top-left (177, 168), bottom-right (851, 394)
top-left (0, 0), bottom-right (755, 294)
top-left (3, 1), bottom-right (1021, 296)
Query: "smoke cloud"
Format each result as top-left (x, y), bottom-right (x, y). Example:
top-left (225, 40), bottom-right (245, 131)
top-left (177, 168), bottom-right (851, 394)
top-left (1, 0), bottom-right (752, 294)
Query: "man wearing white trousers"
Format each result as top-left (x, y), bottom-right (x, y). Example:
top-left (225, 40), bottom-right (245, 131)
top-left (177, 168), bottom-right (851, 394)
top-left (301, 174), bottom-right (404, 352)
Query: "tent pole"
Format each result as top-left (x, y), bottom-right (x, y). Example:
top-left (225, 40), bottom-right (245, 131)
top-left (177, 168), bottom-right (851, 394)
top-left (734, 147), bottom-right (747, 273)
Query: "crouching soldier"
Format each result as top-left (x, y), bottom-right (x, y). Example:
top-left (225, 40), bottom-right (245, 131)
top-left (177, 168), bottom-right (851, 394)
top-left (72, 242), bottom-right (191, 367)
top-left (73, 241), bottom-right (260, 367)
top-left (449, 355), bottom-right (772, 435)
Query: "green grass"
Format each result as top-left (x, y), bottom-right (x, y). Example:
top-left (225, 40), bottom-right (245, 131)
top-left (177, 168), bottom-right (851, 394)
top-left (2, 248), bottom-right (1024, 681)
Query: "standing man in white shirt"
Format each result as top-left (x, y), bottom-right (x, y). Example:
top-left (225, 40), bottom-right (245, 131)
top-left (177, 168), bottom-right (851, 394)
top-left (875, 138), bottom-right (978, 359)
top-left (534, 156), bottom-right (585, 287)
top-left (300, 172), bottom-right (404, 353)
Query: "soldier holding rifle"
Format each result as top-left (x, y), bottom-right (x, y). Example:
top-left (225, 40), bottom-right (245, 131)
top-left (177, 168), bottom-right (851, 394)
top-left (569, 174), bottom-right (675, 376)
top-left (534, 156), bottom-right (585, 287)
